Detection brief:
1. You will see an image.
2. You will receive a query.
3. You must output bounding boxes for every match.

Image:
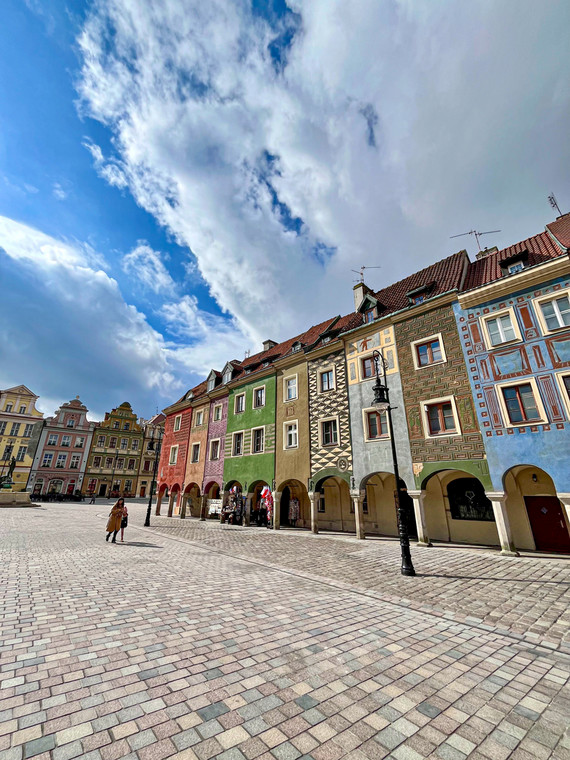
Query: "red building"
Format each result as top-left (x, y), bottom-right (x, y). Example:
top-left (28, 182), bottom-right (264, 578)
top-left (156, 389), bottom-right (195, 515)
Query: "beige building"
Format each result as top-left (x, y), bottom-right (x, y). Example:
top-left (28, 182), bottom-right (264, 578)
top-left (136, 413), bottom-right (165, 499)
top-left (0, 385), bottom-right (43, 491)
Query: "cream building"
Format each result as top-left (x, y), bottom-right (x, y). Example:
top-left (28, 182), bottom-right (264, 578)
top-left (0, 385), bottom-right (43, 491)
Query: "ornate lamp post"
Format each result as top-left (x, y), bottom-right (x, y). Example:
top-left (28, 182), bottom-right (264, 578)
top-left (144, 427), bottom-right (163, 528)
top-left (372, 349), bottom-right (416, 577)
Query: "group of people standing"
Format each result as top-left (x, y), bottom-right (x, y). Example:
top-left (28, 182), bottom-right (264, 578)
top-left (105, 498), bottom-right (129, 543)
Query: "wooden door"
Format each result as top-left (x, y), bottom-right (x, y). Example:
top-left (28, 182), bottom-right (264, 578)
top-left (524, 496), bottom-right (570, 553)
top-left (140, 486), bottom-right (146, 498)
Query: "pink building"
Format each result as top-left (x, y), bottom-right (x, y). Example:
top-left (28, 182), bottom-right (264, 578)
top-left (27, 397), bottom-right (95, 497)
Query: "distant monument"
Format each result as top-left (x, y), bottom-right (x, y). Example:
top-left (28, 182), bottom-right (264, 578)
top-left (0, 457), bottom-right (34, 507)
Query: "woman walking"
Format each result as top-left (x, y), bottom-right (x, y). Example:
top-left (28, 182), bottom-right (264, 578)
top-left (120, 502), bottom-right (129, 542)
top-left (106, 498), bottom-right (124, 543)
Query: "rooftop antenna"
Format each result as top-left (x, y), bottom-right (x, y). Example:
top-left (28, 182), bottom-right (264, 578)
top-left (450, 229), bottom-right (501, 251)
top-left (244, 349), bottom-right (250, 359)
top-left (351, 265), bottom-right (381, 283)
top-left (548, 192), bottom-right (562, 217)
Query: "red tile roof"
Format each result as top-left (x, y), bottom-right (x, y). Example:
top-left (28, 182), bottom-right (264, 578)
top-left (546, 213), bottom-right (570, 250)
top-left (462, 230), bottom-right (567, 291)
top-left (362, 251), bottom-right (468, 319)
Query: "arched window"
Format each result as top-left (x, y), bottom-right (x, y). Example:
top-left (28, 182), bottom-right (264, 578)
top-left (448, 478), bottom-right (493, 521)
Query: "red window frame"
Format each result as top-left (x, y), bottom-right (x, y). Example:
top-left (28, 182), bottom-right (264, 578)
top-left (366, 411), bottom-right (388, 439)
top-left (426, 402), bottom-right (456, 435)
top-left (361, 357), bottom-right (375, 379)
top-left (416, 339), bottom-right (442, 366)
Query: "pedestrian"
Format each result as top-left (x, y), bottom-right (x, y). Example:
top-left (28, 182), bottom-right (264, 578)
top-left (120, 502), bottom-right (129, 542)
top-left (89, 492), bottom-right (96, 504)
top-left (105, 498), bottom-right (124, 543)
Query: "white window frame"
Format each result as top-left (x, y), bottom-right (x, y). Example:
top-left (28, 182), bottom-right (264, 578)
top-left (231, 430), bottom-right (244, 457)
top-left (252, 385), bottom-right (266, 409)
top-left (495, 377), bottom-right (548, 427)
top-left (97, 435), bottom-right (106, 447)
top-left (42, 453), bottom-right (53, 468)
top-left (411, 333), bottom-right (447, 371)
top-left (319, 415), bottom-right (340, 448)
top-left (420, 395), bottom-right (462, 439)
top-left (169, 445), bottom-right (179, 465)
top-left (213, 404), bottom-right (223, 421)
top-left (251, 426), bottom-right (265, 454)
top-left (61, 435), bottom-right (71, 447)
top-left (234, 393), bottom-right (246, 414)
top-left (209, 438), bottom-right (221, 461)
top-left (47, 433), bottom-right (58, 446)
top-left (318, 366), bottom-right (336, 393)
top-left (173, 414), bottom-right (182, 432)
top-left (120, 438), bottom-right (128, 450)
top-left (70, 454), bottom-right (81, 469)
top-left (223, 370), bottom-right (232, 384)
top-left (56, 453), bottom-right (67, 469)
top-left (534, 287), bottom-right (570, 334)
top-left (190, 442), bottom-right (201, 464)
top-left (207, 378), bottom-right (216, 392)
top-left (283, 420), bottom-right (298, 450)
top-left (195, 409), bottom-right (204, 426)
top-left (480, 307), bottom-right (522, 349)
top-left (555, 371), bottom-right (570, 419)
top-left (131, 439), bottom-right (139, 450)
top-left (283, 374), bottom-right (298, 402)
top-left (75, 437), bottom-right (85, 448)
top-left (361, 407), bottom-right (390, 442)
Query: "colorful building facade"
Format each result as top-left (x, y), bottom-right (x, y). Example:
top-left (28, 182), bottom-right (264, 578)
top-left (27, 397), bottom-right (94, 497)
top-left (0, 385), bottom-right (43, 491)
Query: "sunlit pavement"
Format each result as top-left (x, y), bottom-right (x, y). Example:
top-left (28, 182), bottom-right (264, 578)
top-left (0, 501), bottom-right (569, 760)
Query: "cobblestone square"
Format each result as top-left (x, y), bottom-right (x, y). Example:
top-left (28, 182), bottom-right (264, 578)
top-left (1, 502), bottom-right (569, 759)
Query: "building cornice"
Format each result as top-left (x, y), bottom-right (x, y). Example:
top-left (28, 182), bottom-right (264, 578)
top-left (458, 256), bottom-right (570, 309)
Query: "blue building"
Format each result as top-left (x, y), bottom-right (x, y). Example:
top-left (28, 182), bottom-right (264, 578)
top-left (455, 215), bottom-right (570, 553)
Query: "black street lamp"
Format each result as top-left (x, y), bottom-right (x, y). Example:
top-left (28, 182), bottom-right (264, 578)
top-left (108, 448), bottom-right (119, 498)
top-left (372, 349), bottom-right (416, 577)
top-left (144, 427), bottom-right (163, 527)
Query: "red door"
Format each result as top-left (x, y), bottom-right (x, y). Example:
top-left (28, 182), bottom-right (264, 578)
top-left (140, 486), bottom-right (146, 497)
top-left (524, 496), bottom-right (570, 553)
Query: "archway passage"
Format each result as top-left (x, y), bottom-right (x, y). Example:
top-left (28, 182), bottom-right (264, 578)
top-left (422, 470), bottom-right (499, 547)
top-left (169, 484), bottom-right (181, 516)
top-left (183, 482), bottom-right (201, 517)
top-left (249, 480), bottom-right (270, 526)
top-left (314, 476), bottom-right (352, 532)
top-left (277, 479), bottom-right (309, 528)
top-left (361, 473), bottom-right (416, 538)
top-left (504, 466), bottom-right (570, 553)
top-left (156, 483), bottom-right (168, 515)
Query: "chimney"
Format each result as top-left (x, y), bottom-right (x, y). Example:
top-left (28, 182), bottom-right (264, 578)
top-left (263, 339), bottom-right (277, 351)
top-left (353, 282), bottom-right (371, 312)
top-left (476, 246), bottom-right (498, 261)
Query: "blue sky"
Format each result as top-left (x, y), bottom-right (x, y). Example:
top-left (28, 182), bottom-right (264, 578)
top-left (1, 0), bottom-right (569, 420)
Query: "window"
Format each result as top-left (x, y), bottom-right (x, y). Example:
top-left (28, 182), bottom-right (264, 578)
top-left (284, 376), bottom-right (297, 401)
top-left (5, 404), bottom-right (13, 412)
top-left (253, 387), bottom-right (265, 408)
top-left (116, 458), bottom-right (124, 469)
top-left (361, 357), bottom-right (375, 379)
top-left (93, 456), bottom-right (102, 467)
top-left (232, 432), bottom-right (243, 456)
top-left (16, 446), bottom-right (27, 462)
top-left (61, 435), bottom-right (71, 447)
top-left (97, 435), bottom-right (105, 446)
top-left (223, 369), bottom-right (232, 384)
top-left (501, 383), bottom-right (542, 424)
top-left (292, 342), bottom-right (302, 353)
top-left (195, 410), bottom-right (204, 426)
top-left (109, 437), bottom-right (117, 448)
top-left (539, 294), bottom-right (570, 331)
top-left (365, 308), bottom-right (375, 323)
top-left (128, 459), bottom-right (135, 470)
top-left (70, 454), bottom-right (81, 469)
top-left (481, 309), bottom-right (521, 347)
top-left (252, 427), bottom-right (264, 454)
top-left (173, 415), bottom-right (182, 432)
top-left (123, 422), bottom-right (130, 431)
top-left (88, 479), bottom-right (96, 492)
top-left (284, 421), bottom-right (298, 449)
top-left (319, 369), bottom-right (334, 392)
top-left (213, 404), bottom-right (222, 421)
top-left (365, 410), bottom-right (388, 440)
top-left (191, 443), bottom-right (200, 463)
top-left (112, 421), bottom-right (120, 429)
top-left (124, 480), bottom-right (133, 492)
top-left (10, 423), bottom-right (20, 436)
top-left (210, 439), bottom-right (220, 460)
top-left (47, 434), bottom-right (58, 446)
top-left (425, 401), bottom-right (457, 436)
top-left (143, 459), bottom-right (151, 471)
top-left (208, 378), bottom-right (215, 392)
top-left (75, 437), bottom-right (85, 448)
top-left (235, 394), bottom-right (245, 413)
top-left (508, 262), bottom-right (524, 275)
top-left (169, 445), bottom-right (179, 465)
top-left (66, 418), bottom-right (75, 428)
top-left (321, 418), bottom-right (338, 447)
top-left (120, 438), bottom-right (128, 450)
top-left (131, 439), bottom-right (139, 450)
top-left (19, 406), bottom-right (26, 414)
top-left (56, 454), bottom-right (67, 469)
top-left (0, 422), bottom-right (5, 435)
top-left (41, 453), bottom-right (53, 467)
top-left (448, 479), bottom-right (494, 521)
top-left (3, 445), bottom-right (14, 461)
top-left (105, 457), bottom-right (113, 468)
top-left (412, 335), bottom-right (445, 368)
top-left (555, 373), bottom-right (570, 417)
top-left (317, 490), bottom-right (326, 513)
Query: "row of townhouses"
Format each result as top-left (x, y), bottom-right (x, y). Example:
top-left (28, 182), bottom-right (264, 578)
top-left (155, 214), bottom-right (570, 556)
top-left (0, 391), bottom-right (164, 498)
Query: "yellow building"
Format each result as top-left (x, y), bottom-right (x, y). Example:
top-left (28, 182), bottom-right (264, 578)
top-left (0, 385), bottom-right (43, 491)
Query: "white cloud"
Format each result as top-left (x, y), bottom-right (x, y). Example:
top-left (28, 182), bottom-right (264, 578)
top-left (53, 182), bottom-right (68, 200)
top-left (75, 0), bottom-right (570, 356)
top-left (122, 242), bottom-right (175, 294)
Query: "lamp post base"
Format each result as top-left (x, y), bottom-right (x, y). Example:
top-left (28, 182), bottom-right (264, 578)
top-left (401, 564), bottom-right (416, 577)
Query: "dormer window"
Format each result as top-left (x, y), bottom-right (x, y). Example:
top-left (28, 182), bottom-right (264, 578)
top-left (292, 342), bottom-right (302, 353)
top-left (508, 262), bottom-right (524, 275)
top-left (365, 308), bottom-right (375, 323)
top-left (500, 249), bottom-right (528, 277)
top-left (322, 336), bottom-right (331, 344)
top-left (406, 282), bottom-right (434, 306)
top-left (207, 379), bottom-right (215, 392)
top-left (223, 371), bottom-right (232, 384)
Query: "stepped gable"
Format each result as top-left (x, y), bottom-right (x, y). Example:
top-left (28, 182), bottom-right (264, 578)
top-left (463, 229), bottom-right (567, 291)
top-left (546, 213), bottom-right (570, 250)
